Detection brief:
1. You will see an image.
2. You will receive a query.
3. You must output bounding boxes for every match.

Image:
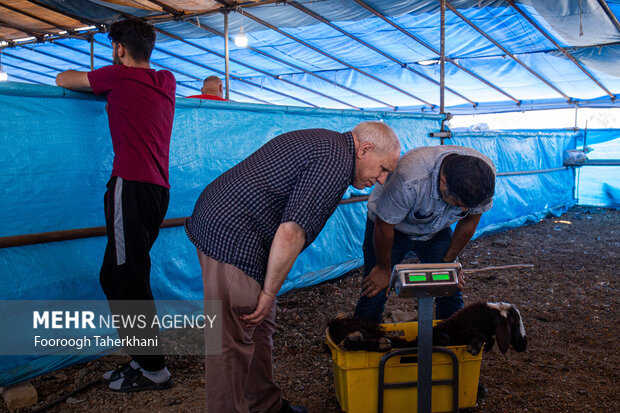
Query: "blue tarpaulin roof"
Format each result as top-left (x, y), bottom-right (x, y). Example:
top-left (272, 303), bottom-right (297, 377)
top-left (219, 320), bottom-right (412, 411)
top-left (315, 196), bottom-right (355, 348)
top-left (1, 0), bottom-right (619, 113)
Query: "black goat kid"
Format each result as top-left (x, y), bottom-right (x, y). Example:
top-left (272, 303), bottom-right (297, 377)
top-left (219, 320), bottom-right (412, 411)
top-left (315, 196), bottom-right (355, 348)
top-left (328, 302), bottom-right (527, 355)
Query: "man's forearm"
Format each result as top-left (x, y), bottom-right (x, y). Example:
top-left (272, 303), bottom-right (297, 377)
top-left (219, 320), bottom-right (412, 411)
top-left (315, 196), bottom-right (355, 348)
top-left (56, 70), bottom-right (92, 91)
top-left (262, 221), bottom-right (306, 297)
top-left (374, 217), bottom-right (395, 270)
top-left (443, 213), bottom-right (481, 262)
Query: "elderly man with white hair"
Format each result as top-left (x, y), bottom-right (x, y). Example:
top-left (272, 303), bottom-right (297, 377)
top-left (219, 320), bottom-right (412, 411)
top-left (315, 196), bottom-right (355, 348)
top-left (185, 121), bottom-right (401, 413)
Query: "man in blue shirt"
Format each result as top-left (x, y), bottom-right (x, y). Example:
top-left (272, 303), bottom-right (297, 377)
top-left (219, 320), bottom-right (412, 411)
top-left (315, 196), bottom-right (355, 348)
top-left (354, 145), bottom-right (496, 323)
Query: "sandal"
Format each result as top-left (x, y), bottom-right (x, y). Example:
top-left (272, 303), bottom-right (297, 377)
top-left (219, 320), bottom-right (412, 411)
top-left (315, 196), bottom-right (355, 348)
top-left (102, 362), bottom-right (137, 382)
top-left (110, 368), bottom-right (173, 393)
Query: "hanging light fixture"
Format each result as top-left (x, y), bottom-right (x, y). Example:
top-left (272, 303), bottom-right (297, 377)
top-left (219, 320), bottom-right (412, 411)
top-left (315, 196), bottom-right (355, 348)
top-left (234, 9), bottom-right (248, 48)
top-left (234, 25), bottom-right (248, 47)
top-left (0, 49), bottom-right (8, 82)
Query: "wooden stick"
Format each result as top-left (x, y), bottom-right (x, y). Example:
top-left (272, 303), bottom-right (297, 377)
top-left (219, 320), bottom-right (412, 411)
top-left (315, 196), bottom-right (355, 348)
top-left (463, 264), bottom-right (534, 273)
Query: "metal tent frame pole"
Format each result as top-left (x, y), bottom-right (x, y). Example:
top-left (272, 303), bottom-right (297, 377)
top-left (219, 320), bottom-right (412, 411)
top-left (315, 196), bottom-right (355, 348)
top-left (596, 0), bottom-right (620, 31)
top-left (224, 11), bottom-right (230, 100)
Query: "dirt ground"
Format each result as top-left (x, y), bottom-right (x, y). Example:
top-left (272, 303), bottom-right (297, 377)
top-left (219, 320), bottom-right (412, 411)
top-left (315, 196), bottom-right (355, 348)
top-left (3, 206), bottom-right (618, 413)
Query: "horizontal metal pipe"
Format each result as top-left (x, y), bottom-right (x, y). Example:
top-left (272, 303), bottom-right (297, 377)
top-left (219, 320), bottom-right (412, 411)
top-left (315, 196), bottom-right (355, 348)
top-left (573, 159), bottom-right (620, 166)
top-left (497, 167), bottom-right (567, 176)
top-left (0, 196), bottom-right (371, 248)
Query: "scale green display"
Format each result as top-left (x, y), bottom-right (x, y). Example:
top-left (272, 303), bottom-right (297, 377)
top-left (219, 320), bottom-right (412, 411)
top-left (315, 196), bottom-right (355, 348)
top-left (390, 263), bottom-right (461, 298)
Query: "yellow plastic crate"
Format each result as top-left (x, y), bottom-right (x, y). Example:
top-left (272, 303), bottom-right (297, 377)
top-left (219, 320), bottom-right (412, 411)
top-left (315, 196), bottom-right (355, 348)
top-left (326, 321), bottom-right (482, 413)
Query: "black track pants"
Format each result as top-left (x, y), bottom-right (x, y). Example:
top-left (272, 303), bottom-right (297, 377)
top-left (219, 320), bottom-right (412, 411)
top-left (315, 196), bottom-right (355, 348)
top-left (100, 176), bottom-right (169, 372)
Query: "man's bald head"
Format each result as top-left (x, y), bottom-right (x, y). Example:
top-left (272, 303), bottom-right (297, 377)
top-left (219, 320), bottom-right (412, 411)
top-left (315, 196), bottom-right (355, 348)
top-left (201, 76), bottom-right (223, 97)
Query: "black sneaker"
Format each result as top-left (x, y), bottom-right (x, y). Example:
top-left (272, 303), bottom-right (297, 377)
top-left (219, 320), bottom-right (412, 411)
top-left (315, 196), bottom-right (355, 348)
top-left (279, 399), bottom-right (308, 413)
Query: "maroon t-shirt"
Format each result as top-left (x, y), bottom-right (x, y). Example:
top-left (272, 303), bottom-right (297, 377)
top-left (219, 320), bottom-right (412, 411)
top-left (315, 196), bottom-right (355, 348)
top-left (88, 65), bottom-right (176, 188)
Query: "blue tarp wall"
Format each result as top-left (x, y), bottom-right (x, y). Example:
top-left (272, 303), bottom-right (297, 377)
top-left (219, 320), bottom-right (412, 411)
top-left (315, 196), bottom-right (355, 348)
top-left (0, 82), bottom-right (590, 385)
top-left (575, 129), bottom-right (620, 207)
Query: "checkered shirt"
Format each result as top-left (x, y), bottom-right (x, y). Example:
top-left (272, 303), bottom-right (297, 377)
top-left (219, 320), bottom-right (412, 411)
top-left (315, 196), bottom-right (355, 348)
top-left (185, 129), bottom-right (356, 285)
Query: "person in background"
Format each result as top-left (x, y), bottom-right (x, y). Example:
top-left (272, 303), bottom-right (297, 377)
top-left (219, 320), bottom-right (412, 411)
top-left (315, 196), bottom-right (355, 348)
top-left (354, 145), bottom-right (496, 323)
top-left (187, 75), bottom-right (227, 101)
top-left (185, 122), bottom-right (401, 413)
top-left (56, 18), bottom-right (176, 393)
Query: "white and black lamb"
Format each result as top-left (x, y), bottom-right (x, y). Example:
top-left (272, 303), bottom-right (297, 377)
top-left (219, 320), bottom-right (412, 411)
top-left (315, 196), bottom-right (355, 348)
top-left (328, 302), bottom-right (527, 355)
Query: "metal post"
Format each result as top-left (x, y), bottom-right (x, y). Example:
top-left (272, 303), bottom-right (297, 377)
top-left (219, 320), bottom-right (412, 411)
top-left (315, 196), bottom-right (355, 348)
top-left (417, 296), bottom-right (434, 413)
top-left (224, 12), bottom-right (230, 100)
top-left (439, 0), bottom-right (447, 145)
top-left (440, 0), bottom-right (446, 116)
top-left (89, 35), bottom-right (94, 70)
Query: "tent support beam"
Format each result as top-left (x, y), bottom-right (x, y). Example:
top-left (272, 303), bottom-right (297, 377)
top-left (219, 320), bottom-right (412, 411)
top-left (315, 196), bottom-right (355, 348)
top-left (241, 9), bottom-right (435, 108)
top-left (287, 0), bottom-right (476, 107)
top-left (0, 18), bottom-right (49, 38)
top-left (155, 27), bottom-right (362, 109)
top-left (439, 0), bottom-right (450, 145)
top-left (89, 35), bottom-right (94, 70)
top-left (224, 11), bottom-right (230, 100)
top-left (351, 0), bottom-right (520, 104)
top-left (23, 0), bottom-right (104, 30)
top-left (0, 196), bottom-right (369, 249)
top-left (508, 0), bottom-right (615, 100)
top-left (0, 28), bottom-right (99, 47)
top-left (0, 1), bottom-right (73, 32)
top-left (185, 20), bottom-right (395, 109)
top-left (444, 1), bottom-right (572, 102)
top-left (596, 0), bottom-right (620, 32)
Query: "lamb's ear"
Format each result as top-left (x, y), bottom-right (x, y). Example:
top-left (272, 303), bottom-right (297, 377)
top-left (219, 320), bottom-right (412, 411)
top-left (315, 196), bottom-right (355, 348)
top-left (495, 316), bottom-right (511, 354)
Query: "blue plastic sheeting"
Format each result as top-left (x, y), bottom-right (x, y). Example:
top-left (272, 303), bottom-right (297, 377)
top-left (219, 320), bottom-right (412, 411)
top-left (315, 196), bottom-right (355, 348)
top-left (575, 129), bottom-right (620, 207)
top-left (0, 82), bottom-right (442, 385)
top-left (447, 130), bottom-right (578, 236)
top-left (1, 0), bottom-right (619, 112)
top-left (0, 82), bottom-right (578, 385)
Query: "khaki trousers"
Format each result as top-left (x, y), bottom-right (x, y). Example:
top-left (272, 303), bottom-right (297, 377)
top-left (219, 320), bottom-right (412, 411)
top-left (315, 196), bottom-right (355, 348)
top-left (198, 249), bottom-right (282, 413)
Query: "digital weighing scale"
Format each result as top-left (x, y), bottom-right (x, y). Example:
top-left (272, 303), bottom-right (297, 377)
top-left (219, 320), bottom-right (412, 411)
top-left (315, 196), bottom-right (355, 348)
top-left (385, 263), bottom-right (461, 413)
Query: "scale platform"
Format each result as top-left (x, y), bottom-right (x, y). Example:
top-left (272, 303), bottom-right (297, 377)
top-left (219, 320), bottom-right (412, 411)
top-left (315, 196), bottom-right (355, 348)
top-left (390, 263), bottom-right (461, 298)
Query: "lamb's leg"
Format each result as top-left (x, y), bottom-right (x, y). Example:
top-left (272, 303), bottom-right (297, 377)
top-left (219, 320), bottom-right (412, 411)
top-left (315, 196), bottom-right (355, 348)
top-left (467, 332), bottom-right (486, 355)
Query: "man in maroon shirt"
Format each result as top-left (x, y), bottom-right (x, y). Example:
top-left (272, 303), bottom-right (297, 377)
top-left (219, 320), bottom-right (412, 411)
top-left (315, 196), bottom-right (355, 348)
top-left (56, 19), bottom-right (175, 393)
top-left (187, 75), bottom-right (228, 101)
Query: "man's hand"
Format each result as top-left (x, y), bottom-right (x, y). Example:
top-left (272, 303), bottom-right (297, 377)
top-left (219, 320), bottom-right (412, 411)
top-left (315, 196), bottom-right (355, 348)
top-left (362, 266), bottom-right (391, 298)
top-left (240, 290), bottom-right (276, 328)
top-left (457, 267), bottom-right (466, 291)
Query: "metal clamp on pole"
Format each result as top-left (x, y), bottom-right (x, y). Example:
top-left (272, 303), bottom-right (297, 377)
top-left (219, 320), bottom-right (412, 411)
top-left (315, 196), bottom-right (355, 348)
top-left (430, 112), bottom-right (453, 142)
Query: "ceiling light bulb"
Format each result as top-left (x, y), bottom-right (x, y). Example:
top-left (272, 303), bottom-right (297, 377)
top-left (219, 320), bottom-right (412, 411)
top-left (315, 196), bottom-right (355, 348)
top-left (234, 25), bottom-right (248, 48)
